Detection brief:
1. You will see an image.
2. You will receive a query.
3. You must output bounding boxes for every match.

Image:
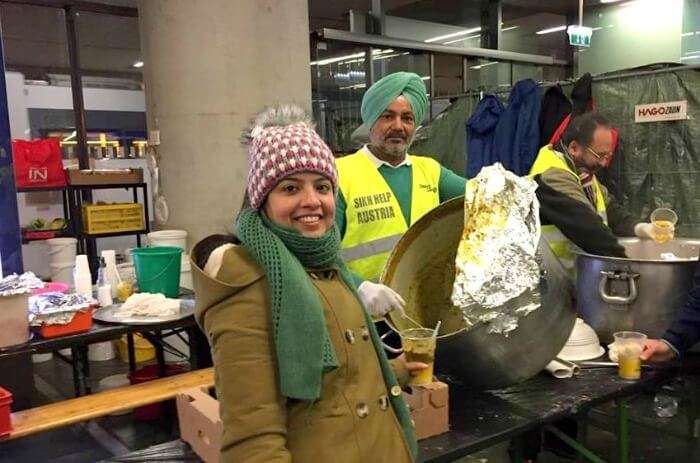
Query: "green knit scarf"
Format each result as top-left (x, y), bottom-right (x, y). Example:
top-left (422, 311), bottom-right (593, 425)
top-left (236, 208), bottom-right (417, 458)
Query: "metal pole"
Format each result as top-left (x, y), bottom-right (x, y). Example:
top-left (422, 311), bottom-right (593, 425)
top-left (617, 398), bottom-right (630, 463)
top-left (428, 53), bottom-right (435, 120)
top-left (462, 56), bottom-right (469, 93)
top-left (64, 6), bottom-right (89, 170)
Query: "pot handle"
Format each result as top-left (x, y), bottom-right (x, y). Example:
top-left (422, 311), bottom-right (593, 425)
top-left (380, 331), bottom-right (403, 354)
top-left (598, 270), bottom-right (640, 306)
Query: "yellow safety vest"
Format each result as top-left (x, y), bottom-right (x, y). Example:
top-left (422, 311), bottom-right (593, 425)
top-left (337, 149), bottom-right (441, 281)
top-left (529, 145), bottom-right (607, 273)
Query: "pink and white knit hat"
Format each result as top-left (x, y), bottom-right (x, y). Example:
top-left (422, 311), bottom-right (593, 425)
top-left (246, 122), bottom-right (337, 210)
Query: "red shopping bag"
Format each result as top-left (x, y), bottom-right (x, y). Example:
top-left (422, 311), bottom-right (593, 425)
top-left (11, 138), bottom-right (67, 188)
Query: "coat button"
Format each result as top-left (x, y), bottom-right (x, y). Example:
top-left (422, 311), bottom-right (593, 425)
top-left (390, 385), bottom-right (402, 397)
top-left (378, 395), bottom-right (389, 410)
top-left (356, 402), bottom-right (370, 418)
top-left (345, 329), bottom-right (355, 344)
top-left (361, 326), bottom-right (370, 341)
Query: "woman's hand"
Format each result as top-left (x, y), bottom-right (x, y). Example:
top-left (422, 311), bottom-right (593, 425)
top-left (395, 353), bottom-right (429, 379)
top-left (640, 339), bottom-right (677, 363)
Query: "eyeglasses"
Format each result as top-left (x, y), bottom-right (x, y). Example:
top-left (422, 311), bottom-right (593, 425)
top-left (586, 146), bottom-right (612, 160)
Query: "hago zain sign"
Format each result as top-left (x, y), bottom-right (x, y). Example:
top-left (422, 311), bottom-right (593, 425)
top-left (635, 100), bottom-right (687, 123)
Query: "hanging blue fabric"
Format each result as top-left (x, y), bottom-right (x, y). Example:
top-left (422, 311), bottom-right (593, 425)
top-left (465, 95), bottom-right (505, 178)
top-left (493, 79), bottom-right (542, 175)
top-left (0, 49), bottom-right (23, 275)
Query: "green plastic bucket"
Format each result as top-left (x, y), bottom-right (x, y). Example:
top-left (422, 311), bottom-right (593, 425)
top-left (131, 246), bottom-right (183, 297)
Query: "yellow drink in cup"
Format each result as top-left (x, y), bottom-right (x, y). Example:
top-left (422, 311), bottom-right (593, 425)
top-left (401, 328), bottom-right (437, 386)
top-left (613, 331), bottom-right (647, 380)
top-left (650, 208), bottom-right (678, 244)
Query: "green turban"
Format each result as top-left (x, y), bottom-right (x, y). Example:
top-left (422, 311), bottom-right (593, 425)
top-left (361, 72), bottom-right (428, 129)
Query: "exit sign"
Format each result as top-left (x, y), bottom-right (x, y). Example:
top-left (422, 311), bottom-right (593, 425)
top-left (567, 25), bottom-right (592, 47)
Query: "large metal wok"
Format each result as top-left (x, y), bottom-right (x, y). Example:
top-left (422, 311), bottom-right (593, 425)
top-left (381, 197), bottom-right (576, 390)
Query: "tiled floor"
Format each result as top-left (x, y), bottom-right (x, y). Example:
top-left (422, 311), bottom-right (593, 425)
top-left (3, 355), bottom-right (700, 462)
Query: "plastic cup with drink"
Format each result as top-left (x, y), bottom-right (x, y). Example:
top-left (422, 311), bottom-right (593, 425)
top-left (613, 331), bottom-right (647, 380)
top-left (400, 324), bottom-right (439, 386)
top-left (650, 208), bottom-right (678, 244)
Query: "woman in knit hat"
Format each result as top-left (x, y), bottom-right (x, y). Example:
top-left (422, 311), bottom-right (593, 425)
top-left (191, 104), bottom-right (424, 462)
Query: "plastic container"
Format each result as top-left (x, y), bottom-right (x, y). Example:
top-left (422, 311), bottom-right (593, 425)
top-left (128, 363), bottom-right (189, 420)
top-left (180, 258), bottom-right (193, 290)
top-left (81, 203), bottom-right (144, 235)
top-left (147, 230), bottom-right (187, 253)
top-left (132, 246), bottom-right (183, 297)
top-left (0, 293), bottom-right (30, 348)
top-left (32, 353), bottom-right (54, 363)
top-left (32, 282), bottom-right (70, 295)
top-left (98, 374), bottom-right (132, 415)
top-left (0, 386), bottom-right (13, 438)
top-left (46, 237), bottom-right (77, 264)
top-left (38, 308), bottom-right (93, 339)
top-left (88, 341), bottom-right (116, 361)
top-left (118, 334), bottom-right (155, 363)
top-left (49, 262), bottom-right (74, 285)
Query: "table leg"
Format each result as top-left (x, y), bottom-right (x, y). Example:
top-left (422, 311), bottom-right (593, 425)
top-left (617, 398), bottom-right (630, 463)
top-left (70, 346), bottom-right (82, 397)
top-left (155, 330), bottom-right (167, 377)
top-left (186, 326), bottom-right (212, 370)
top-left (127, 332), bottom-right (136, 373)
top-left (80, 345), bottom-right (92, 395)
top-left (544, 424), bottom-right (605, 463)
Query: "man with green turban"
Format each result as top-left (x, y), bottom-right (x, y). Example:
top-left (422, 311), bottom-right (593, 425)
top-left (336, 71), bottom-right (467, 317)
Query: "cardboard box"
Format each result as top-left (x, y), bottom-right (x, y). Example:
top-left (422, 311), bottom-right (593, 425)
top-left (175, 382), bottom-right (450, 460)
top-left (66, 168), bottom-right (143, 185)
top-left (176, 387), bottom-right (222, 463)
top-left (402, 381), bottom-right (449, 440)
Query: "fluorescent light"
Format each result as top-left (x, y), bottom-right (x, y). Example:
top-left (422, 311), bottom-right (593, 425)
top-left (536, 25), bottom-right (567, 35)
top-left (443, 34), bottom-right (481, 45)
top-left (502, 26), bottom-right (520, 32)
top-left (470, 61), bottom-right (498, 70)
top-left (680, 55), bottom-right (700, 60)
top-left (682, 32), bottom-right (695, 37)
top-left (592, 27), bottom-right (604, 31)
top-left (425, 27), bottom-right (481, 43)
top-left (421, 76), bottom-right (430, 80)
top-left (600, 0), bottom-right (625, 3)
top-left (132, 61), bottom-right (144, 68)
top-left (310, 49), bottom-right (394, 66)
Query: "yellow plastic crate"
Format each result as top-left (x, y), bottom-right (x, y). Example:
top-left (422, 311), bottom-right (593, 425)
top-left (81, 203), bottom-right (144, 235)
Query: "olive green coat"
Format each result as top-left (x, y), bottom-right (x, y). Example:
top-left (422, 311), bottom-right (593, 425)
top-left (192, 240), bottom-right (414, 463)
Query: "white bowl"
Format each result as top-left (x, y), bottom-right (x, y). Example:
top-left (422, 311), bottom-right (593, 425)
top-left (557, 318), bottom-right (605, 361)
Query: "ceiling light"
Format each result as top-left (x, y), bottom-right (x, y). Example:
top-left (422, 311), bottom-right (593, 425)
top-left (132, 61), bottom-right (144, 68)
top-left (443, 34), bottom-right (481, 45)
top-left (680, 55), bottom-right (700, 60)
top-left (470, 61), bottom-right (498, 70)
top-left (536, 25), bottom-right (567, 35)
top-left (600, 0), bottom-right (625, 3)
top-left (425, 27), bottom-right (481, 43)
top-left (502, 26), bottom-right (520, 32)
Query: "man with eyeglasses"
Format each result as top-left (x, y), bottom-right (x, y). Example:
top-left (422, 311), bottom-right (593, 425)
top-left (528, 111), bottom-right (657, 273)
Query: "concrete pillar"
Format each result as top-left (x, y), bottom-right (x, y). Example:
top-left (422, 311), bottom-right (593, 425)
top-left (138, 0), bottom-right (311, 247)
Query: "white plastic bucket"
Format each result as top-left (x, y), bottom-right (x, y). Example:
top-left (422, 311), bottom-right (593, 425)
top-left (89, 341), bottom-right (116, 361)
top-left (46, 237), bottom-right (77, 264)
top-left (50, 262), bottom-right (74, 285)
top-left (180, 257), bottom-right (192, 290)
top-left (98, 374), bottom-right (132, 415)
top-left (147, 230), bottom-right (187, 252)
top-left (32, 353), bottom-right (53, 363)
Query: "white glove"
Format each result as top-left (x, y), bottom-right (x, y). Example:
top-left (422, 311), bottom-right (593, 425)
top-left (357, 281), bottom-right (406, 318)
top-left (634, 222), bottom-right (655, 239)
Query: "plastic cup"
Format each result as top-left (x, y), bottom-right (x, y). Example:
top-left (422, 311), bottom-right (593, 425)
top-left (650, 208), bottom-right (678, 244)
top-left (613, 331), bottom-right (647, 380)
top-left (400, 327), bottom-right (436, 386)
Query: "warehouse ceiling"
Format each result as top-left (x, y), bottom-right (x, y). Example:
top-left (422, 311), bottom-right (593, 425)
top-left (0, 0), bottom-right (582, 81)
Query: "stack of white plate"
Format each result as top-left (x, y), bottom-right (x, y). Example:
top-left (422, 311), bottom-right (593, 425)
top-left (556, 318), bottom-right (605, 361)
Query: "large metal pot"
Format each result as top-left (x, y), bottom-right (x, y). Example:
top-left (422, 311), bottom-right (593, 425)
top-left (381, 197), bottom-right (576, 390)
top-left (574, 238), bottom-right (700, 344)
